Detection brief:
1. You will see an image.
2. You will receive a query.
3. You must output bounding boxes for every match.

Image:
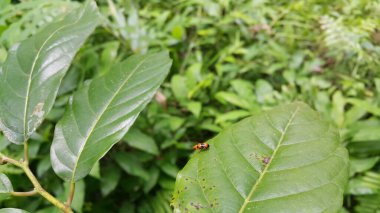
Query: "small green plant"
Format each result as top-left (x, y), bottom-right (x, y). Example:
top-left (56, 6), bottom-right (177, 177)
top-left (0, 1), bottom-right (171, 212)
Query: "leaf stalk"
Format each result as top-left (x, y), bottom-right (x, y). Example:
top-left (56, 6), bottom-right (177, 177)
top-left (66, 182), bottom-right (75, 208)
top-left (10, 190), bottom-right (37, 197)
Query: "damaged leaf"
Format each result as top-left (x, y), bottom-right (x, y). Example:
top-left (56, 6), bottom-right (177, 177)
top-left (0, 1), bottom-right (100, 144)
top-left (172, 102), bottom-right (349, 212)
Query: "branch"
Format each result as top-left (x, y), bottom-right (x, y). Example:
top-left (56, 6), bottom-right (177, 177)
top-left (11, 190), bottom-right (37, 197)
top-left (0, 154), bottom-right (73, 213)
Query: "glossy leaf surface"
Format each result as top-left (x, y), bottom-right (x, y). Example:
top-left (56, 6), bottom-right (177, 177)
top-left (0, 1), bottom-right (100, 144)
top-left (51, 51), bottom-right (172, 182)
top-left (172, 102), bottom-right (349, 213)
top-left (0, 173), bottom-right (13, 200)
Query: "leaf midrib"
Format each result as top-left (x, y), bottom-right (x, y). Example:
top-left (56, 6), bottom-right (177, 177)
top-left (69, 57), bottom-right (148, 183)
top-left (238, 106), bottom-right (300, 213)
top-left (22, 6), bottom-right (87, 140)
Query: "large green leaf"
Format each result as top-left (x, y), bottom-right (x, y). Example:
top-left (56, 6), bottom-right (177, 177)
top-left (0, 173), bottom-right (13, 200)
top-left (0, 1), bottom-right (100, 144)
top-left (172, 102), bottom-right (349, 213)
top-left (51, 51), bottom-right (172, 182)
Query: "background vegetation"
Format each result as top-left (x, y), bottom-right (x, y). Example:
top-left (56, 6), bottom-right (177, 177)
top-left (0, 0), bottom-right (379, 212)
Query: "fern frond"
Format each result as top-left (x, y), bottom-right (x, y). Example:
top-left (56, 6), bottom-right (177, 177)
top-left (320, 15), bottom-right (362, 55)
top-left (138, 190), bottom-right (172, 213)
top-left (349, 172), bottom-right (380, 195)
top-left (319, 15), bottom-right (379, 63)
top-left (354, 192), bottom-right (380, 213)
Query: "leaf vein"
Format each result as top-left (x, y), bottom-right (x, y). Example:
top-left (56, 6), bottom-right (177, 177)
top-left (22, 5), bottom-right (87, 139)
top-left (238, 106), bottom-right (300, 213)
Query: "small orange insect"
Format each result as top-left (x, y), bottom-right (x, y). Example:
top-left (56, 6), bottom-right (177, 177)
top-left (193, 143), bottom-right (210, 150)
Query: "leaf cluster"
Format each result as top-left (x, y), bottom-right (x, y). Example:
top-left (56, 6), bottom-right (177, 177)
top-left (0, 0), bottom-right (379, 212)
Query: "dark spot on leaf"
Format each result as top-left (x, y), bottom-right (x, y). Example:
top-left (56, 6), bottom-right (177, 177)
top-left (191, 202), bottom-right (202, 210)
top-left (262, 157), bottom-right (271, 165)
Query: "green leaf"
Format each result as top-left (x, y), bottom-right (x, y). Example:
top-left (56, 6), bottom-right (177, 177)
top-left (0, 0), bottom-right (10, 8)
top-left (114, 152), bottom-right (149, 181)
top-left (230, 79), bottom-right (255, 100)
top-left (0, 173), bottom-right (13, 200)
top-left (138, 190), bottom-right (172, 213)
top-left (89, 161), bottom-right (100, 179)
top-left (119, 202), bottom-right (136, 213)
top-left (143, 167), bottom-right (160, 193)
top-left (124, 128), bottom-right (159, 155)
top-left (331, 91), bottom-right (345, 127)
top-left (37, 156), bottom-right (51, 177)
top-left (101, 164), bottom-right (121, 196)
top-left (36, 207), bottom-right (60, 213)
top-left (99, 41), bottom-right (120, 76)
top-left (215, 91), bottom-right (252, 110)
top-left (255, 79), bottom-right (274, 103)
top-left (159, 162), bottom-right (179, 178)
top-left (354, 193), bottom-right (380, 213)
top-left (185, 101), bottom-right (202, 117)
top-left (346, 98), bottom-right (380, 116)
top-left (51, 51), bottom-right (172, 182)
top-left (171, 75), bottom-right (188, 101)
top-left (0, 209), bottom-right (30, 213)
top-left (349, 157), bottom-right (380, 177)
top-left (56, 180), bottom-right (85, 212)
top-left (348, 172), bottom-right (380, 195)
top-left (0, 1), bottom-right (100, 144)
top-left (215, 110), bottom-right (250, 124)
top-left (0, 134), bottom-right (11, 151)
top-left (168, 116), bottom-right (185, 131)
top-left (172, 102), bottom-right (349, 212)
top-left (66, 180), bottom-right (85, 213)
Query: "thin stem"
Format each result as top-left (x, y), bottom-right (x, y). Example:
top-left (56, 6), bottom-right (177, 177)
top-left (66, 182), bottom-right (75, 207)
top-left (10, 189), bottom-right (37, 197)
top-left (0, 154), bottom-right (73, 213)
top-left (24, 140), bottom-right (29, 165)
top-left (0, 155), bottom-right (23, 167)
top-left (23, 164), bottom-right (70, 212)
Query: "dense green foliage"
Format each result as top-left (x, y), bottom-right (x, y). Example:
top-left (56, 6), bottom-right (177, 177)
top-left (0, 0), bottom-right (379, 212)
top-left (173, 103), bottom-right (349, 212)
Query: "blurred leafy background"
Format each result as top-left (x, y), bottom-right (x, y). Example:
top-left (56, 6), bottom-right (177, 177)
top-left (0, 0), bottom-right (380, 212)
